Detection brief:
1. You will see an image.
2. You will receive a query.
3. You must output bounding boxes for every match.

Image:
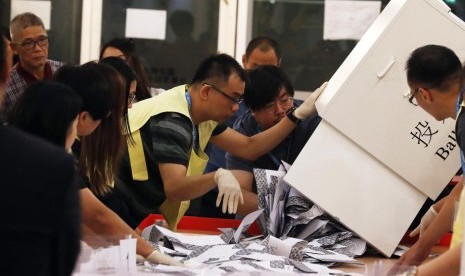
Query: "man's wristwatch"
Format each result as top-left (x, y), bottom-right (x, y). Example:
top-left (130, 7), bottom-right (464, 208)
top-left (286, 106), bottom-right (302, 125)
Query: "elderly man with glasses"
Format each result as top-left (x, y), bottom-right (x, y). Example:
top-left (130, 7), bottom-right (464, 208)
top-left (1, 12), bottom-right (64, 120)
top-left (225, 65), bottom-right (323, 217)
top-left (116, 54), bottom-right (325, 231)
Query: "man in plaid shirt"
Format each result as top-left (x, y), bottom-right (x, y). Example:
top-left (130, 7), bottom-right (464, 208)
top-left (1, 12), bottom-right (64, 120)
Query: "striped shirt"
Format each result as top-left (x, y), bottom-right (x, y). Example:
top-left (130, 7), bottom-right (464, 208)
top-left (116, 111), bottom-right (226, 223)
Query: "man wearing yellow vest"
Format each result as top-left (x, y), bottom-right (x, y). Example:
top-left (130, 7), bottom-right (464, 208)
top-left (116, 53), bottom-right (325, 230)
top-left (394, 45), bottom-right (463, 276)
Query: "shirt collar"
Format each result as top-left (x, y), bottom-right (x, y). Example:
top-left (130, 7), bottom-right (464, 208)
top-left (17, 60), bottom-right (53, 86)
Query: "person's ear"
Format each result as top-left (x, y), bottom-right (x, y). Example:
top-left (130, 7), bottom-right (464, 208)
top-left (242, 54), bottom-right (247, 68)
top-left (199, 84), bottom-right (209, 100)
top-left (9, 42), bottom-right (19, 56)
top-left (419, 88), bottom-right (433, 103)
top-left (77, 111), bottom-right (88, 125)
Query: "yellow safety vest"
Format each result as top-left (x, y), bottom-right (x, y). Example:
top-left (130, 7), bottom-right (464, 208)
top-left (451, 188), bottom-right (464, 246)
top-left (127, 85), bottom-right (218, 230)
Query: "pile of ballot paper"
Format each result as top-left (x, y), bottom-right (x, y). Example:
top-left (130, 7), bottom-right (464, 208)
top-left (139, 164), bottom-right (371, 275)
top-left (254, 164), bottom-right (367, 257)
top-left (142, 224), bottom-right (365, 275)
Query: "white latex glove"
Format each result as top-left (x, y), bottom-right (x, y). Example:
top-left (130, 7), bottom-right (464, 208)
top-left (409, 205), bottom-right (438, 237)
top-left (136, 254), bottom-right (145, 264)
top-left (294, 82), bottom-right (328, 120)
top-left (214, 168), bottom-right (244, 214)
top-left (145, 250), bottom-right (184, 266)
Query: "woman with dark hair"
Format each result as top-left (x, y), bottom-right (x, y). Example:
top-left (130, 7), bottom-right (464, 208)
top-left (73, 62), bottom-right (133, 225)
top-left (100, 38), bottom-right (164, 100)
top-left (53, 62), bottom-right (181, 266)
top-left (99, 56), bottom-right (136, 140)
top-left (8, 81), bottom-right (82, 150)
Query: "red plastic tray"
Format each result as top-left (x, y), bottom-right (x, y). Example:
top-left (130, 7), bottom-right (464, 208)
top-left (138, 214), bottom-right (262, 236)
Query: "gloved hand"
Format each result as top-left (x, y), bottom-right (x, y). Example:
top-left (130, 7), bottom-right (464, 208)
top-left (409, 205), bottom-right (438, 237)
top-left (145, 250), bottom-right (184, 266)
top-left (214, 168), bottom-right (244, 214)
top-left (136, 254), bottom-right (145, 264)
top-left (294, 82), bottom-right (328, 119)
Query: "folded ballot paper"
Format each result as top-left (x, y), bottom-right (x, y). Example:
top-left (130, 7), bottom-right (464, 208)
top-left (73, 237), bottom-right (137, 275)
top-left (285, 0), bottom-right (465, 257)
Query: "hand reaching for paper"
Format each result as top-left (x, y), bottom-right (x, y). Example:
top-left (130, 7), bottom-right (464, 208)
top-left (294, 81), bottom-right (328, 119)
top-left (393, 239), bottom-right (431, 273)
top-left (214, 168), bottom-right (244, 214)
top-left (145, 250), bottom-right (185, 266)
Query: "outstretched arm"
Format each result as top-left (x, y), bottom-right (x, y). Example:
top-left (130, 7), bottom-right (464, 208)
top-left (80, 188), bottom-right (181, 265)
top-left (211, 82), bottom-right (327, 161)
top-left (417, 243), bottom-right (460, 276)
top-left (397, 182), bottom-right (463, 266)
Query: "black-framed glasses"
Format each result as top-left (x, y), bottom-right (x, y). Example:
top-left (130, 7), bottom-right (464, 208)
top-left (263, 95), bottom-right (294, 113)
top-left (407, 88), bottom-right (420, 106)
top-left (203, 82), bottom-right (243, 106)
top-left (12, 36), bottom-right (49, 51)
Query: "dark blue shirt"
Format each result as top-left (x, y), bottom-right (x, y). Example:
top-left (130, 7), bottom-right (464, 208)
top-left (226, 100), bottom-right (321, 175)
top-left (190, 100), bottom-right (321, 218)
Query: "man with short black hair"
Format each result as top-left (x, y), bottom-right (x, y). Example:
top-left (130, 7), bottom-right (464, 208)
top-left (242, 36), bottom-right (281, 69)
top-left (1, 12), bottom-right (64, 119)
top-left (226, 65), bottom-right (323, 216)
top-left (204, 36), bottom-right (282, 173)
top-left (196, 37), bottom-right (283, 218)
top-left (395, 44), bottom-right (464, 275)
top-left (116, 53), bottom-right (323, 230)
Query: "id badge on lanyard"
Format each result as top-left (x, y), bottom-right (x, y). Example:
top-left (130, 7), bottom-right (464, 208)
top-left (455, 94), bottom-right (465, 176)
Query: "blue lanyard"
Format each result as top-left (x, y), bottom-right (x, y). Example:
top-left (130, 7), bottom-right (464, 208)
top-left (254, 124), bottom-right (281, 168)
top-left (455, 93), bottom-right (465, 174)
top-left (185, 91), bottom-right (199, 154)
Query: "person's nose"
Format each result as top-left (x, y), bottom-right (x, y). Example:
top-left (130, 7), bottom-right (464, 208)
top-left (275, 102), bottom-right (285, 115)
top-left (231, 102), bottom-right (240, 112)
top-left (32, 42), bottom-right (43, 52)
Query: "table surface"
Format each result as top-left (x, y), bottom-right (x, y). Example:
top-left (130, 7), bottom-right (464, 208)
top-left (176, 228), bottom-right (450, 274)
top-left (338, 246), bottom-right (448, 274)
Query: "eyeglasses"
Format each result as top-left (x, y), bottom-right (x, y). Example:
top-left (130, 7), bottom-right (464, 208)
top-left (12, 36), bottom-right (49, 51)
top-left (407, 88), bottom-right (420, 106)
top-left (128, 93), bottom-right (136, 104)
top-left (262, 95), bottom-right (294, 113)
top-left (203, 82), bottom-right (243, 106)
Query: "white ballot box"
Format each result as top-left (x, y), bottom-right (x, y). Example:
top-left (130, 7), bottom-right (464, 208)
top-left (285, 0), bottom-right (465, 256)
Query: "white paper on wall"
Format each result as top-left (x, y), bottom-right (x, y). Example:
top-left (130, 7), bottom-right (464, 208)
top-left (324, 0), bottom-right (381, 40)
top-left (11, 0), bottom-right (51, 30)
top-left (125, 8), bottom-right (167, 40)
